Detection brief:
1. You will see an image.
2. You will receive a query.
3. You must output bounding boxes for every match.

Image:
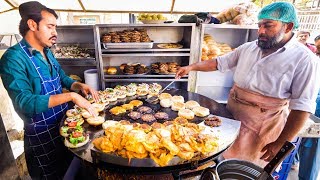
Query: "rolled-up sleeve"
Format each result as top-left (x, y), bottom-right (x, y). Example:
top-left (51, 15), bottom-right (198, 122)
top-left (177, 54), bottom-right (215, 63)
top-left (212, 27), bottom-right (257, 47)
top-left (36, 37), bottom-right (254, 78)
top-left (289, 56), bottom-right (320, 113)
top-left (216, 45), bottom-right (242, 72)
top-left (0, 51), bottom-right (49, 117)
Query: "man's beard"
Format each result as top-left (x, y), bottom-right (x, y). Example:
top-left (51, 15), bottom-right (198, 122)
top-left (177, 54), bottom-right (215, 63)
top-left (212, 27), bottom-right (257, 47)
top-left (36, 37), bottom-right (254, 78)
top-left (257, 29), bottom-right (285, 49)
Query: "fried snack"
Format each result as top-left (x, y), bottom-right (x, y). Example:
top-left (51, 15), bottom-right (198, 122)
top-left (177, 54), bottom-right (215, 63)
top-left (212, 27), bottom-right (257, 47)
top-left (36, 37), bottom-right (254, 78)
top-left (92, 117), bottom-right (219, 167)
top-left (109, 106), bottom-right (126, 115)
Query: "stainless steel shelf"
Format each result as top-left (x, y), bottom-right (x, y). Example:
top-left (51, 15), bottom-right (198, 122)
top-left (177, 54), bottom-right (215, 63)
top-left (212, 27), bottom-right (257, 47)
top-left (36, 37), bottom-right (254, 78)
top-left (104, 78), bottom-right (188, 82)
top-left (101, 43), bottom-right (190, 53)
top-left (102, 53), bottom-right (190, 57)
top-left (104, 74), bottom-right (188, 78)
top-left (57, 58), bottom-right (96, 66)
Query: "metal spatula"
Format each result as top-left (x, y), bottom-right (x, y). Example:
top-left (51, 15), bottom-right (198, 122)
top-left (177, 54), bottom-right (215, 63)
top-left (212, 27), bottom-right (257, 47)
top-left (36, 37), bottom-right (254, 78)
top-left (146, 80), bottom-right (176, 103)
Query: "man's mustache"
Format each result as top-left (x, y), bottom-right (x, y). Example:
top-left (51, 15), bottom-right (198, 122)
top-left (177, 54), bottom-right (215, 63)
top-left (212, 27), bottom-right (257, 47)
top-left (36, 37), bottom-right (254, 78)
top-left (49, 36), bottom-right (57, 40)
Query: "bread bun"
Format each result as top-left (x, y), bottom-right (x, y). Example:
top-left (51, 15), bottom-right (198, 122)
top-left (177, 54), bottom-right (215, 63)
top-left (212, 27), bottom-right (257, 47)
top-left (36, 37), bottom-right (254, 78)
top-left (192, 106), bottom-right (210, 117)
top-left (126, 90), bottom-right (136, 96)
top-left (92, 103), bottom-right (105, 112)
top-left (185, 100), bottom-right (200, 110)
top-left (160, 98), bottom-right (172, 108)
top-left (66, 109), bottom-right (81, 117)
top-left (81, 110), bottom-right (98, 119)
top-left (172, 95), bottom-right (184, 103)
top-left (107, 67), bottom-right (117, 75)
top-left (178, 109), bottom-right (195, 120)
top-left (64, 134), bottom-right (89, 148)
top-left (159, 93), bottom-right (172, 100)
top-left (86, 116), bottom-right (105, 126)
top-left (171, 102), bottom-right (185, 111)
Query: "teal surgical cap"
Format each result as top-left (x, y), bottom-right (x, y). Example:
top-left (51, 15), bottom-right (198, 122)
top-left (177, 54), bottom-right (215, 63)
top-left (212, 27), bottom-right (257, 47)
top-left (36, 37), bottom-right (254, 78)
top-left (258, 2), bottom-right (299, 29)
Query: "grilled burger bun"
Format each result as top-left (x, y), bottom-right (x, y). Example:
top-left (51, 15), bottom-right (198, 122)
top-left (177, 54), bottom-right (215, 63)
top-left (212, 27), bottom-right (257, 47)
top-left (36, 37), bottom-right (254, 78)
top-left (64, 133), bottom-right (89, 148)
top-left (172, 95), bottom-right (185, 103)
top-left (178, 109), bottom-right (195, 120)
top-left (192, 106), bottom-right (210, 117)
top-left (160, 99), bottom-right (172, 108)
top-left (86, 116), bottom-right (105, 126)
top-left (159, 93), bottom-right (172, 100)
top-left (185, 100), bottom-right (200, 110)
top-left (171, 102), bottom-right (185, 111)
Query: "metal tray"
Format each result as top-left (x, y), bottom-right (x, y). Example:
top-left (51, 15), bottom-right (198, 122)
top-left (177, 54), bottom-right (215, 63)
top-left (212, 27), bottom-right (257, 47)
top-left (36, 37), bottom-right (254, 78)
top-left (103, 42), bottom-right (153, 49)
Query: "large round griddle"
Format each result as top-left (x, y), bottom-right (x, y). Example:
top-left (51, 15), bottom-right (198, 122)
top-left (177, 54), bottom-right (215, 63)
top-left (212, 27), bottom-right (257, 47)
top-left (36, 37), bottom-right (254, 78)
top-left (67, 89), bottom-right (239, 174)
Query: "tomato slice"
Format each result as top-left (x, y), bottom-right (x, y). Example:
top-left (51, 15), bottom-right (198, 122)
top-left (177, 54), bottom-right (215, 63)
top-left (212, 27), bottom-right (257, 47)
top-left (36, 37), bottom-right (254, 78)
top-left (68, 121), bottom-right (77, 127)
top-left (72, 131), bottom-right (83, 138)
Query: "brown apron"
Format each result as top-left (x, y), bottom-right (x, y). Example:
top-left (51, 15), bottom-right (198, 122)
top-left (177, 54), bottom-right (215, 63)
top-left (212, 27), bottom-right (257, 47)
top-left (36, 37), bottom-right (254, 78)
top-left (222, 84), bottom-right (289, 167)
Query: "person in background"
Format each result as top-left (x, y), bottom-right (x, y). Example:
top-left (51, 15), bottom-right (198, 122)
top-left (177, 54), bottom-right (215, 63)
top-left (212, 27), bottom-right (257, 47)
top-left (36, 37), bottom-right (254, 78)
top-left (0, 1), bottom-right (98, 179)
top-left (315, 35), bottom-right (320, 57)
top-left (293, 32), bottom-right (318, 171)
top-left (296, 31), bottom-right (317, 53)
top-left (175, 2), bottom-right (320, 167)
top-left (297, 35), bottom-right (320, 180)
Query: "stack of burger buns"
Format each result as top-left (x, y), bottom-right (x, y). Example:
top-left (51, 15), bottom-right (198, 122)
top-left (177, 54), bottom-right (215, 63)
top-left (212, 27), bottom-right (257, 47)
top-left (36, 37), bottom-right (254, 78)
top-left (201, 34), bottom-right (233, 61)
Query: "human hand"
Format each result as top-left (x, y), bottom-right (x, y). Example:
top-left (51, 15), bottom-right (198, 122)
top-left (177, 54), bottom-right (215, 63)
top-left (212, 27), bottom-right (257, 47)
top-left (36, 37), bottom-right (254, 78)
top-left (78, 83), bottom-right (100, 102)
top-left (71, 92), bottom-right (97, 117)
top-left (260, 141), bottom-right (284, 162)
top-left (175, 66), bottom-right (192, 79)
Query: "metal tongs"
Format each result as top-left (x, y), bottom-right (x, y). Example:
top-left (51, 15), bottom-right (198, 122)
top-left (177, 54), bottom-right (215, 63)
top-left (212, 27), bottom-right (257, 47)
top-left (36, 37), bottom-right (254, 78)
top-left (146, 80), bottom-right (176, 103)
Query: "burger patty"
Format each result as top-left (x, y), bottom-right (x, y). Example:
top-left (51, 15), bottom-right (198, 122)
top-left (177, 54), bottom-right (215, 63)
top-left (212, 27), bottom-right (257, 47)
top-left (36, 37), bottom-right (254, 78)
top-left (128, 111), bottom-right (142, 120)
top-left (141, 114), bottom-right (156, 122)
top-left (137, 106), bottom-right (152, 114)
top-left (163, 121), bottom-right (173, 126)
top-left (154, 112), bottom-right (169, 120)
top-left (204, 116), bottom-right (222, 127)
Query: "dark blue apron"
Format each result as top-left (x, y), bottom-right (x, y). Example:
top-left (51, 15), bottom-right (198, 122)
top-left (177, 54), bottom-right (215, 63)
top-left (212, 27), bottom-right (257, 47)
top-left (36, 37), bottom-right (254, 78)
top-left (19, 42), bottom-right (69, 179)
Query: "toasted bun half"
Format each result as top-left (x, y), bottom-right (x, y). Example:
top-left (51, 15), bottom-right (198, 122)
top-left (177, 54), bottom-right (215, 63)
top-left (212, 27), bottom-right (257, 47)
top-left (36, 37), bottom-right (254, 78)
top-left (185, 100), bottom-right (200, 110)
top-left (64, 134), bottom-right (89, 148)
top-left (102, 120), bottom-right (119, 130)
top-left (178, 109), bottom-right (195, 120)
top-left (86, 116), bottom-right (105, 126)
top-left (92, 103), bottom-right (106, 112)
top-left (66, 109), bottom-right (80, 117)
top-left (171, 102), bottom-right (185, 111)
top-left (160, 99), bottom-right (173, 108)
top-left (172, 95), bottom-right (185, 103)
top-left (159, 93), bottom-right (172, 101)
top-left (192, 106), bottom-right (210, 117)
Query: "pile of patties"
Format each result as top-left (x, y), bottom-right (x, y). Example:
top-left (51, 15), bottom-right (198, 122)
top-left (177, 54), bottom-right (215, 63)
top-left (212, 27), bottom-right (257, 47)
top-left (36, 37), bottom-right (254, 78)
top-left (93, 117), bottom-right (219, 166)
top-left (102, 28), bottom-right (151, 43)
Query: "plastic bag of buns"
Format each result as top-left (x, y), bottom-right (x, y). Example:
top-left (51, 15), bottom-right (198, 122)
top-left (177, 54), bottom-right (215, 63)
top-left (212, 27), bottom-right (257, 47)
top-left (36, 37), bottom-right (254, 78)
top-left (232, 14), bottom-right (257, 26)
top-left (215, 2), bottom-right (258, 24)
